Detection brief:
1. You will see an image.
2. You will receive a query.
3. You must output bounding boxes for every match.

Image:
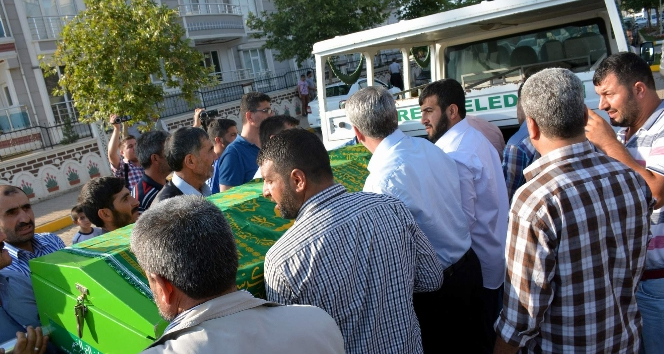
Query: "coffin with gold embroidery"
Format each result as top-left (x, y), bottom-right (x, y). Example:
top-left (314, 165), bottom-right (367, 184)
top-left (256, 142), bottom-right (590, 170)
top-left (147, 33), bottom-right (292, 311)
top-left (29, 145), bottom-right (371, 353)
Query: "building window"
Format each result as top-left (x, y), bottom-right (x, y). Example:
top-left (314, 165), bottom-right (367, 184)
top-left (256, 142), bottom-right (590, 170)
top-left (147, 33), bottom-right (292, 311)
top-left (202, 51), bottom-right (222, 79)
top-left (240, 49), bottom-right (268, 77)
top-left (2, 86), bottom-right (13, 107)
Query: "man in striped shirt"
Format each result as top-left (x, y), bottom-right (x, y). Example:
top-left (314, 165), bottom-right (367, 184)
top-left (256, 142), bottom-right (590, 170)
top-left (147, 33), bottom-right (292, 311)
top-left (495, 68), bottom-right (653, 353)
top-left (260, 129), bottom-right (444, 354)
top-left (586, 52), bottom-right (664, 354)
top-left (0, 185), bottom-right (65, 277)
top-left (133, 131), bottom-right (171, 213)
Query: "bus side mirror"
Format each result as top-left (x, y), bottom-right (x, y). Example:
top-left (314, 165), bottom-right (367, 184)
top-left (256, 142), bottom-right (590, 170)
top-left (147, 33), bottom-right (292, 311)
top-left (641, 42), bottom-right (655, 65)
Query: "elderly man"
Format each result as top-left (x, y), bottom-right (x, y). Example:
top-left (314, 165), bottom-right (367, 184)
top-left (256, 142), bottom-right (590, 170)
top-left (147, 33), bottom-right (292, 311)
top-left (503, 81), bottom-right (539, 204)
top-left (260, 129), bottom-right (444, 354)
top-left (154, 127), bottom-right (216, 202)
top-left (78, 176), bottom-right (140, 233)
top-left (345, 86), bottom-right (476, 353)
top-left (585, 52), bottom-right (664, 354)
top-left (217, 92), bottom-right (274, 192)
top-left (131, 195), bottom-right (345, 354)
top-left (494, 68), bottom-right (652, 354)
top-left (133, 131), bottom-right (171, 213)
top-left (0, 186), bottom-right (64, 277)
top-left (420, 78), bottom-right (510, 350)
top-left (108, 115), bottom-right (144, 190)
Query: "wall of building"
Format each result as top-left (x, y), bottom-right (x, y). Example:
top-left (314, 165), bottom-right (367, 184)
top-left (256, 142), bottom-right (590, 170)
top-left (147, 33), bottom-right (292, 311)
top-left (0, 137), bottom-right (110, 201)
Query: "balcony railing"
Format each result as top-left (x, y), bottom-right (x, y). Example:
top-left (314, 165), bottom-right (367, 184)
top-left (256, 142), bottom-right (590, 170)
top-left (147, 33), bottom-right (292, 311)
top-left (0, 105), bottom-right (33, 133)
top-left (178, 3), bottom-right (242, 16)
top-left (28, 15), bottom-right (76, 40)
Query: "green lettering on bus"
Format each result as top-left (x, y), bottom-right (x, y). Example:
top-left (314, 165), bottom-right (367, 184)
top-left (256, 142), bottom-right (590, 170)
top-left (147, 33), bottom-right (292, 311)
top-left (474, 98), bottom-right (488, 111)
top-left (466, 99), bottom-right (474, 112)
top-left (410, 107), bottom-right (422, 120)
top-left (503, 94), bottom-right (517, 108)
top-left (398, 109), bottom-right (409, 121)
top-left (488, 96), bottom-right (502, 109)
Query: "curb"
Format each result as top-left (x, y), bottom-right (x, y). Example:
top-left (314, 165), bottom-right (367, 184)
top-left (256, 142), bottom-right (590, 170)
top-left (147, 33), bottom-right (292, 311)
top-left (35, 215), bottom-right (73, 234)
top-left (652, 64), bottom-right (660, 72)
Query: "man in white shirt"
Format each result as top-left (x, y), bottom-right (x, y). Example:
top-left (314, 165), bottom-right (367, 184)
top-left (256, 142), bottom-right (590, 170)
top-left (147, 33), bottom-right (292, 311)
top-left (389, 58), bottom-right (403, 91)
top-left (346, 86), bottom-right (483, 353)
top-left (420, 78), bottom-right (510, 351)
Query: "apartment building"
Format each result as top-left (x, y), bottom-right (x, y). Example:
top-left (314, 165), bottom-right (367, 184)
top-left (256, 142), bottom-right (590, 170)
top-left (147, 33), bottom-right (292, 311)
top-left (0, 0), bottom-right (296, 134)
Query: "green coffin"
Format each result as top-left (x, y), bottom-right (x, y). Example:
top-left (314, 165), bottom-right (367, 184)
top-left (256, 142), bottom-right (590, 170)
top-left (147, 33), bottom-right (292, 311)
top-left (30, 145), bottom-right (371, 354)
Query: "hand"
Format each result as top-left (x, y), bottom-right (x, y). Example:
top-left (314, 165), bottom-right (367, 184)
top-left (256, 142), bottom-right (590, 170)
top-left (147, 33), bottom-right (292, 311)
top-left (585, 108), bottom-right (620, 153)
top-left (10, 326), bottom-right (48, 354)
top-left (193, 108), bottom-right (205, 128)
top-left (109, 114), bottom-right (120, 128)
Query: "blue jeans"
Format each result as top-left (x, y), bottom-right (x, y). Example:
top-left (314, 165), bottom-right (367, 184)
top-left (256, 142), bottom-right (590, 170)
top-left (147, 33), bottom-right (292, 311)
top-left (637, 278), bottom-right (664, 354)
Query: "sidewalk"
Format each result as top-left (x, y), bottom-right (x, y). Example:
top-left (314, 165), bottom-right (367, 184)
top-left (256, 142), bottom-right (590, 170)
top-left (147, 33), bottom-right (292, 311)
top-left (33, 186), bottom-right (81, 245)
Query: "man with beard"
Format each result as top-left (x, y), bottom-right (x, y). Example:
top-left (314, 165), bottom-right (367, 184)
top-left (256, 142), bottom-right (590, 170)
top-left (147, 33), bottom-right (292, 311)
top-left (131, 196), bottom-right (345, 354)
top-left (260, 129), bottom-right (444, 354)
top-left (78, 177), bottom-right (140, 233)
top-left (1, 185), bottom-right (65, 277)
top-left (345, 86), bottom-right (476, 353)
top-left (420, 79), bottom-right (510, 352)
top-left (133, 131), bottom-right (171, 213)
top-left (585, 52), bottom-right (664, 354)
top-left (154, 127), bottom-right (215, 202)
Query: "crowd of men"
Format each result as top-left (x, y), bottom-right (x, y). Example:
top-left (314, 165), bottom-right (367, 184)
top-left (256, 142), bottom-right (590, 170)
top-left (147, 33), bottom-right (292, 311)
top-left (1, 52), bottom-right (663, 354)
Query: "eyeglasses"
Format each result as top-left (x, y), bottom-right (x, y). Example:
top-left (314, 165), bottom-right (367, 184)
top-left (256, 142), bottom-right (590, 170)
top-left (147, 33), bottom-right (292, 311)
top-left (253, 108), bottom-right (273, 114)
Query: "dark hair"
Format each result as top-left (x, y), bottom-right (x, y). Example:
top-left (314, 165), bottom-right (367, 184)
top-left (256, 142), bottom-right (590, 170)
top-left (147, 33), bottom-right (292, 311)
top-left (207, 118), bottom-right (237, 139)
top-left (306, 71), bottom-right (312, 76)
top-left (164, 127), bottom-right (209, 172)
top-left (120, 134), bottom-right (137, 148)
top-left (257, 129), bottom-right (333, 184)
top-left (419, 79), bottom-right (467, 118)
top-left (78, 177), bottom-right (125, 228)
top-left (136, 131), bottom-right (169, 169)
top-left (131, 196), bottom-right (238, 299)
top-left (71, 205), bottom-right (84, 221)
top-left (593, 52), bottom-right (656, 90)
top-left (239, 92), bottom-right (271, 125)
top-left (300, 74), bottom-right (306, 79)
top-left (259, 115), bottom-right (299, 147)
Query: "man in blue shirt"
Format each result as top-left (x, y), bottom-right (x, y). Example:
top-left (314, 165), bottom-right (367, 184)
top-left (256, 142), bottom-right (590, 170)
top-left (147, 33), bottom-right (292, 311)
top-left (217, 92), bottom-right (273, 192)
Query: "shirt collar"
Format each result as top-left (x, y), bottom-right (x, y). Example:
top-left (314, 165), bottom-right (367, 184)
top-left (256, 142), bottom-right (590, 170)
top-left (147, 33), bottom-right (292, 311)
top-left (4, 236), bottom-right (42, 259)
top-left (141, 173), bottom-right (163, 188)
top-left (172, 174), bottom-right (212, 197)
top-left (523, 140), bottom-right (594, 182)
top-left (436, 118), bottom-right (471, 150)
top-left (295, 184), bottom-right (347, 221)
top-left (368, 130), bottom-right (406, 172)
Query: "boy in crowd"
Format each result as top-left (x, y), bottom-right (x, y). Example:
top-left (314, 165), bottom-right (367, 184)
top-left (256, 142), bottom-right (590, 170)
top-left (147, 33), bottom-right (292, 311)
top-left (70, 205), bottom-right (104, 244)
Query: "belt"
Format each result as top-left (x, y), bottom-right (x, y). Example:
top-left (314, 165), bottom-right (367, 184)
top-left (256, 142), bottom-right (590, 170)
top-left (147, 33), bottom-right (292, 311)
top-left (641, 268), bottom-right (664, 281)
top-left (443, 250), bottom-right (471, 278)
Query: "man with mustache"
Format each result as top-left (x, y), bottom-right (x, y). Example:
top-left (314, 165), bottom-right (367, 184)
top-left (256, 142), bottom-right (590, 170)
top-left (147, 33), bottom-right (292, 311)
top-left (585, 52), bottom-right (664, 354)
top-left (78, 177), bottom-right (140, 233)
top-left (1, 185), bottom-right (65, 277)
top-left (420, 79), bottom-right (509, 352)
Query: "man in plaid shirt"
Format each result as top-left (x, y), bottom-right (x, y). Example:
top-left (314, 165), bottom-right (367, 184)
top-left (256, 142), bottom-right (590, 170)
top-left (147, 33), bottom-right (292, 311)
top-left (108, 115), bottom-right (144, 190)
top-left (495, 68), bottom-right (653, 353)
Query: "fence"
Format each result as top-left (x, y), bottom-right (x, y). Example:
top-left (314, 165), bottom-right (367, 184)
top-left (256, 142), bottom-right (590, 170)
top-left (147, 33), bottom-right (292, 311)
top-left (0, 121), bottom-right (93, 161)
top-left (158, 67), bottom-right (314, 119)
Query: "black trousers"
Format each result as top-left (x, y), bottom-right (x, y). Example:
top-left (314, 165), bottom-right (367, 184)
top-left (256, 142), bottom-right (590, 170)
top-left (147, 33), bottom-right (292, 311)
top-left (390, 73), bottom-right (404, 91)
top-left (414, 248), bottom-right (488, 354)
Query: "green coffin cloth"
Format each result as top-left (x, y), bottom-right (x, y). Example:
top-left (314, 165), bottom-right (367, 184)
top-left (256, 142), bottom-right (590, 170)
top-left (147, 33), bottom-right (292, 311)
top-left (64, 145), bottom-right (371, 299)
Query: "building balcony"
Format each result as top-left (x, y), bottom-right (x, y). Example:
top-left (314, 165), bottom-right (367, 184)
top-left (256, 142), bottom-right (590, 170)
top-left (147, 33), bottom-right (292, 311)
top-left (0, 105), bottom-right (34, 133)
top-left (177, 2), bottom-right (246, 43)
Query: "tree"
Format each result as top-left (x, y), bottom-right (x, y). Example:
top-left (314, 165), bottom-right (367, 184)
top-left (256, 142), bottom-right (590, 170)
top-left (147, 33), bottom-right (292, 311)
top-left (393, 0), bottom-right (482, 20)
top-left (246, 0), bottom-right (392, 66)
top-left (41, 0), bottom-right (217, 129)
top-left (60, 114), bottom-right (79, 145)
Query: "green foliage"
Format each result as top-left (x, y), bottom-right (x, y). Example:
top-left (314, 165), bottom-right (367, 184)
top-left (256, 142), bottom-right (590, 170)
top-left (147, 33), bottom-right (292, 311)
top-left (393, 0), bottom-right (482, 21)
top-left (246, 0), bottom-right (391, 66)
top-left (328, 55), bottom-right (364, 85)
top-left (41, 0), bottom-right (217, 129)
top-left (411, 47), bottom-right (430, 68)
top-left (60, 114), bottom-right (79, 144)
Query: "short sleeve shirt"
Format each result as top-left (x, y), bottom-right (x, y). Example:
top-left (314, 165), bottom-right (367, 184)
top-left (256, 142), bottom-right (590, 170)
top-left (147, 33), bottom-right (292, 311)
top-left (617, 100), bottom-right (664, 270)
top-left (217, 135), bottom-right (260, 188)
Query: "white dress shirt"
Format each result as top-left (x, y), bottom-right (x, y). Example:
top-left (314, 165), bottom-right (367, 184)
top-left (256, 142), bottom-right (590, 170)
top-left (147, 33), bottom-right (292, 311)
top-left (364, 129), bottom-right (471, 268)
top-left (436, 118), bottom-right (509, 289)
top-left (172, 173), bottom-right (212, 197)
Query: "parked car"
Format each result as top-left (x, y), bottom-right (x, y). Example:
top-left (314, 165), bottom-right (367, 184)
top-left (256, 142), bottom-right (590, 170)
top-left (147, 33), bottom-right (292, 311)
top-left (635, 17), bottom-right (648, 28)
top-left (307, 78), bottom-right (400, 128)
